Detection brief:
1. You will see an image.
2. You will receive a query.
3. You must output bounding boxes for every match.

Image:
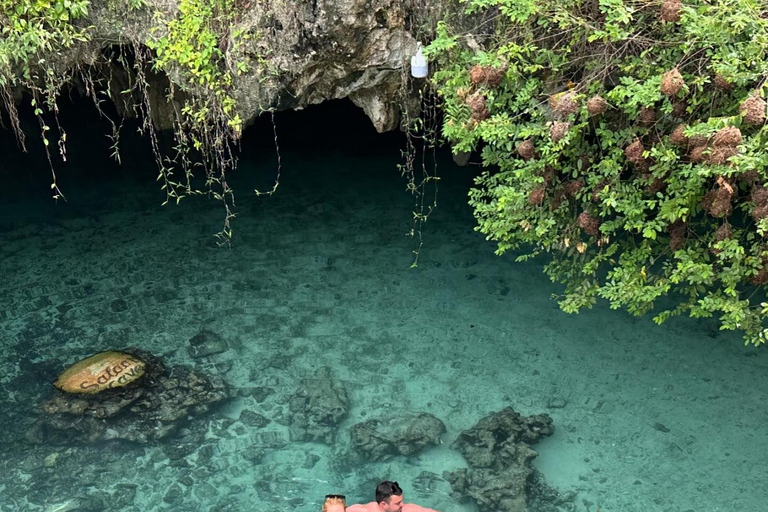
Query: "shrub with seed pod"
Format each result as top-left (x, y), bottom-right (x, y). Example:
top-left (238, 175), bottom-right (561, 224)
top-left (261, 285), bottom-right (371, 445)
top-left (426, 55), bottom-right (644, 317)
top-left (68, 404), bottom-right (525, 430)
top-left (689, 134), bottom-right (709, 148)
top-left (714, 74), bottom-right (733, 92)
top-left (661, 0), bottom-right (681, 22)
top-left (713, 126), bottom-right (742, 147)
top-left (715, 223), bottom-right (733, 241)
top-left (550, 92), bottom-right (579, 117)
top-left (670, 125), bottom-right (689, 147)
top-left (672, 99), bottom-right (687, 117)
top-left (550, 188), bottom-right (567, 209)
top-left (647, 177), bottom-right (667, 195)
top-left (469, 65), bottom-right (486, 86)
top-left (564, 180), bottom-right (584, 197)
top-left (751, 186), bottom-right (768, 221)
top-left (740, 94), bottom-right (767, 125)
top-left (587, 95), bottom-right (608, 116)
top-left (750, 267), bottom-right (768, 286)
top-left (639, 107), bottom-right (657, 125)
top-left (701, 187), bottom-right (733, 218)
top-left (668, 220), bottom-right (687, 251)
top-left (711, 223), bottom-right (733, 256)
top-left (550, 121), bottom-right (570, 142)
top-left (625, 139), bottom-right (647, 167)
top-left (707, 145), bottom-right (738, 165)
top-left (483, 67), bottom-right (505, 88)
top-left (688, 144), bottom-right (708, 163)
top-left (591, 179), bottom-right (609, 202)
top-left (466, 92), bottom-right (489, 121)
top-left (577, 211), bottom-right (601, 236)
top-left (528, 186), bottom-right (546, 205)
top-left (517, 139), bottom-right (535, 161)
top-left (738, 170), bottom-right (759, 184)
top-left (661, 68), bottom-right (685, 96)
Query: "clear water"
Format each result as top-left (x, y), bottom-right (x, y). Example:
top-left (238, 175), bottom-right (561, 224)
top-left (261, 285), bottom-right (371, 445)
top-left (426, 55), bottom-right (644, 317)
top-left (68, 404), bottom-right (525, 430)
top-left (1, 98), bottom-right (766, 512)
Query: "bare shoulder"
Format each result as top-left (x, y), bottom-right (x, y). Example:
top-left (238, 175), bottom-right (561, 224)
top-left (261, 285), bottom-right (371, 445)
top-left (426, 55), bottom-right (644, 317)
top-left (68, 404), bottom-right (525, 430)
top-left (403, 504), bottom-right (440, 512)
top-left (346, 503), bottom-right (377, 512)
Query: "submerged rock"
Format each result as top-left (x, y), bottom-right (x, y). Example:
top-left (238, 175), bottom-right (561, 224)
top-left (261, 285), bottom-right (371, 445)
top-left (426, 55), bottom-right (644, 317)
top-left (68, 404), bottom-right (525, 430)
top-left (53, 350), bottom-right (146, 394)
top-left (36, 349), bottom-right (230, 444)
top-left (350, 412), bottom-right (445, 461)
top-left (288, 366), bottom-right (349, 443)
top-left (448, 407), bottom-right (557, 512)
top-left (188, 328), bottom-right (229, 358)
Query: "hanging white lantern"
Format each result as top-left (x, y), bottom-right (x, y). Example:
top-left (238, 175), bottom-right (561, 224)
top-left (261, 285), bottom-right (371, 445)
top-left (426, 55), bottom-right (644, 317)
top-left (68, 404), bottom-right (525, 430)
top-left (410, 44), bottom-right (428, 78)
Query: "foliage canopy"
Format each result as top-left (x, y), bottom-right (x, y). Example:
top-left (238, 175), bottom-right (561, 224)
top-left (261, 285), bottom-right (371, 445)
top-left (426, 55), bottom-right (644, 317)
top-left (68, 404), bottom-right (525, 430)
top-left (425, 0), bottom-right (768, 345)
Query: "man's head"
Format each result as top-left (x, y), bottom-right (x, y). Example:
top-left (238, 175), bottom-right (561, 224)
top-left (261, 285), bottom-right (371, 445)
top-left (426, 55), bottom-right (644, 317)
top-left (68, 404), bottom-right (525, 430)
top-left (375, 481), bottom-right (404, 512)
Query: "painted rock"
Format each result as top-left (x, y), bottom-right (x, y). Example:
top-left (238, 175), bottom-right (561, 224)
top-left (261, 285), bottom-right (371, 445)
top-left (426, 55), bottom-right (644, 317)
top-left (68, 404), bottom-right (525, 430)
top-left (54, 351), bottom-right (146, 394)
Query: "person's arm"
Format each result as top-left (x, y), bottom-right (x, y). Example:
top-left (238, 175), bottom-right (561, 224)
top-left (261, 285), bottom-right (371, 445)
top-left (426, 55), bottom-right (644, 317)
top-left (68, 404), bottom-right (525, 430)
top-left (403, 504), bottom-right (439, 512)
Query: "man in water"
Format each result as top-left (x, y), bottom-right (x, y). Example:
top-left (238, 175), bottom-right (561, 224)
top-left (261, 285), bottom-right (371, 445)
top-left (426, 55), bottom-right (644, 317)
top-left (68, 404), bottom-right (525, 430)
top-left (346, 481), bottom-right (440, 512)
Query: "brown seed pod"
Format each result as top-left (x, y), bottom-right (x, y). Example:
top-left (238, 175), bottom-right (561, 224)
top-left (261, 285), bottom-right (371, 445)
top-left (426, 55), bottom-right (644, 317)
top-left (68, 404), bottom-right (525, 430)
top-left (550, 121), bottom-right (571, 142)
top-left (661, 68), bottom-right (685, 96)
top-left (564, 180), bottom-right (584, 197)
top-left (688, 144), bottom-right (708, 163)
top-left (550, 188), bottom-right (567, 209)
top-left (713, 74), bottom-right (733, 92)
top-left (738, 170), bottom-right (760, 184)
top-left (670, 125), bottom-right (689, 147)
top-left (713, 126), bottom-right (742, 147)
top-left (752, 185), bottom-right (768, 208)
top-left (517, 139), bottom-right (535, 161)
top-left (624, 139), bottom-right (646, 166)
top-left (752, 204), bottom-right (768, 222)
top-left (706, 145), bottom-right (738, 166)
top-left (647, 177), bottom-right (667, 195)
top-left (577, 211), bottom-right (601, 236)
top-left (689, 134), bottom-right (709, 148)
top-left (668, 220), bottom-right (687, 251)
top-left (750, 267), bottom-right (768, 285)
top-left (671, 99), bottom-right (687, 117)
top-left (587, 95), bottom-right (609, 116)
top-left (740, 94), bottom-right (767, 125)
top-left (639, 107), bottom-right (657, 125)
top-left (484, 67), bottom-right (505, 88)
top-left (591, 179), bottom-right (610, 202)
top-left (551, 92), bottom-right (579, 117)
top-left (469, 65), bottom-right (486, 86)
top-left (528, 186), bottom-right (546, 205)
top-left (466, 92), bottom-right (485, 113)
top-left (701, 187), bottom-right (733, 218)
top-left (660, 0), bottom-right (682, 22)
top-left (715, 223), bottom-right (733, 241)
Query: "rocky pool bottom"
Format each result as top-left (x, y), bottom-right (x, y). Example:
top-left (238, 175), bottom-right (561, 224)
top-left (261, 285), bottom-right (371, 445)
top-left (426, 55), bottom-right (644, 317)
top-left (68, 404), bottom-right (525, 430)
top-left (1, 99), bottom-right (767, 512)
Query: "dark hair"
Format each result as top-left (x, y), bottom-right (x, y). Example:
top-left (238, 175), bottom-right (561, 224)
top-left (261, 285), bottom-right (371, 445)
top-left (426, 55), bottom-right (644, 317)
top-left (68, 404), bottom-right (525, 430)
top-left (375, 481), bottom-right (403, 504)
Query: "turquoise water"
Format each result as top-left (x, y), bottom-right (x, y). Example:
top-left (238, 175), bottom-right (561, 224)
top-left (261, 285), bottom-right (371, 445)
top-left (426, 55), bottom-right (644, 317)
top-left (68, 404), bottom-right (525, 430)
top-left (1, 98), bottom-right (767, 512)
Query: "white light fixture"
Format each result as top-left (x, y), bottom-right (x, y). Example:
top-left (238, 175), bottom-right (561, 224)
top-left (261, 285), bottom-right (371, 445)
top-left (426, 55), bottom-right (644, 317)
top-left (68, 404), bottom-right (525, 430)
top-left (410, 43), bottom-right (428, 78)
